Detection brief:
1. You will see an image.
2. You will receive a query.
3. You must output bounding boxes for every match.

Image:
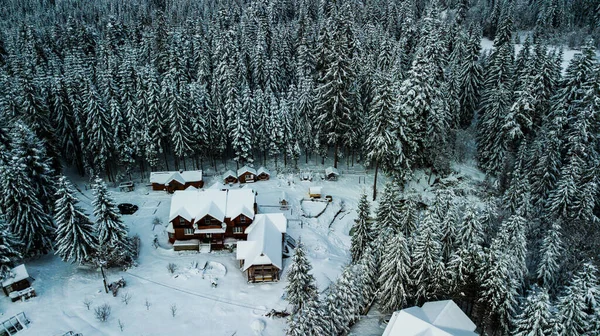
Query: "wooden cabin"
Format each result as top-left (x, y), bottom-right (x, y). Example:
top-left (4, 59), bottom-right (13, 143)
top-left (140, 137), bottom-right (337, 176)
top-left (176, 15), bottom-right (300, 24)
top-left (325, 167), bottom-right (340, 181)
top-left (257, 167), bottom-right (271, 181)
top-left (168, 189), bottom-right (257, 251)
top-left (309, 186), bottom-right (323, 198)
top-left (223, 170), bottom-right (238, 184)
top-left (236, 214), bottom-right (287, 282)
top-left (2, 265), bottom-right (35, 302)
top-left (279, 191), bottom-right (289, 210)
top-left (150, 170), bottom-right (203, 193)
top-left (237, 166), bottom-right (258, 183)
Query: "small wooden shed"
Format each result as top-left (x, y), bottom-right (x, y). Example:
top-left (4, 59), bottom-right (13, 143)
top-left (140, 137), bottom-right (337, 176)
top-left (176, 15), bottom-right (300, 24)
top-left (2, 265), bottom-right (35, 302)
top-left (325, 167), bottom-right (340, 181)
top-left (237, 166), bottom-right (257, 183)
top-left (309, 186), bottom-right (323, 198)
top-left (223, 170), bottom-right (238, 184)
top-left (279, 191), bottom-right (289, 210)
top-left (257, 167), bottom-right (271, 181)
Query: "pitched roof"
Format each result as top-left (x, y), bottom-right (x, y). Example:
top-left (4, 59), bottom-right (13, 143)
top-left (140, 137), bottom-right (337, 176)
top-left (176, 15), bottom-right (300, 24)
top-left (237, 165), bottom-right (257, 177)
top-left (383, 300), bottom-right (477, 336)
top-left (223, 170), bottom-right (237, 179)
top-left (309, 186), bottom-right (323, 194)
top-left (236, 214), bottom-right (287, 271)
top-left (257, 166), bottom-right (271, 176)
top-left (226, 189), bottom-right (256, 219)
top-left (150, 170), bottom-right (203, 185)
top-left (169, 189), bottom-right (227, 222)
top-left (2, 264), bottom-right (30, 288)
top-left (325, 166), bottom-right (339, 176)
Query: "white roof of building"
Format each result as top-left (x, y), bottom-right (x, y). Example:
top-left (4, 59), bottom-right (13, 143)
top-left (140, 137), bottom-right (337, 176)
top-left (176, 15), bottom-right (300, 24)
top-left (223, 170), bottom-right (237, 179)
top-left (169, 189), bottom-right (255, 223)
top-left (383, 300), bottom-right (477, 336)
top-left (226, 189), bottom-right (256, 220)
top-left (236, 214), bottom-right (287, 271)
top-left (237, 165), bottom-right (257, 177)
top-left (150, 170), bottom-right (202, 185)
top-left (309, 186), bottom-right (323, 194)
top-left (325, 166), bottom-right (339, 176)
top-left (2, 264), bottom-right (30, 288)
top-left (257, 167), bottom-right (270, 176)
top-left (169, 189), bottom-right (227, 222)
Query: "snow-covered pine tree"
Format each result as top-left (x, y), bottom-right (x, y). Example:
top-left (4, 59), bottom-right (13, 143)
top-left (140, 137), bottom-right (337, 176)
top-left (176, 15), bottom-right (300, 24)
top-left (0, 217), bottom-right (22, 278)
top-left (83, 79), bottom-right (115, 178)
top-left (232, 85), bottom-right (254, 168)
top-left (285, 240), bottom-right (317, 312)
top-left (512, 285), bottom-right (553, 336)
top-left (350, 192), bottom-right (373, 262)
top-left (267, 94), bottom-right (284, 167)
top-left (537, 221), bottom-right (563, 291)
top-left (92, 178), bottom-right (134, 267)
top-left (555, 266), bottom-right (593, 335)
top-left (458, 26), bottom-right (483, 129)
top-left (378, 232), bottom-right (411, 313)
top-left (492, 214), bottom-right (528, 281)
top-left (374, 182), bottom-right (403, 238)
top-left (322, 282), bottom-right (350, 336)
top-left (54, 175), bottom-right (97, 264)
top-left (0, 157), bottom-right (55, 257)
top-left (412, 210), bottom-right (445, 302)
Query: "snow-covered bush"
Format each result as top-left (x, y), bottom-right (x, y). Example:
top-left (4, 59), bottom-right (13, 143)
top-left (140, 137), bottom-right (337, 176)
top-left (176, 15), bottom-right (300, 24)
top-left (94, 303), bottom-right (111, 322)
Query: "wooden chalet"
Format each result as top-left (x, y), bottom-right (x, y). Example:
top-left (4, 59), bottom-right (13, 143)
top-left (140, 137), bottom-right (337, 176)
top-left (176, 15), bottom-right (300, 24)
top-left (150, 170), bottom-right (203, 193)
top-left (257, 167), bottom-right (271, 181)
top-left (2, 265), bottom-right (35, 302)
top-left (325, 167), bottom-right (340, 181)
top-left (236, 214), bottom-right (287, 282)
top-left (223, 170), bottom-right (238, 184)
top-left (237, 166), bottom-right (257, 183)
top-left (279, 191), bottom-right (289, 210)
top-left (168, 189), bottom-right (257, 251)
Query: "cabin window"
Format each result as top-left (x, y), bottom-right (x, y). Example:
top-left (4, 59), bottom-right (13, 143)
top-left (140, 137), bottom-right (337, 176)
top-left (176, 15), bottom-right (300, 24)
top-left (246, 174), bottom-right (253, 179)
top-left (240, 215), bottom-right (246, 224)
top-left (233, 227), bottom-right (243, 234)
top-left (176, 217), bottom-right (184, 226)
top-left (184, 228), bottom-right (194, 235)
top-left (204, 217), bottom-right (211, 225)
top-left (205, 233), bottom-right (212, 238)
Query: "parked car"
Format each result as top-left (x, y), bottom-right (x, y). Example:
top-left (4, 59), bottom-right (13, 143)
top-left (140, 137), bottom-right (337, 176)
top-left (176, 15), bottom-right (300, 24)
top-left (117, 203), bottom-right (138, 215)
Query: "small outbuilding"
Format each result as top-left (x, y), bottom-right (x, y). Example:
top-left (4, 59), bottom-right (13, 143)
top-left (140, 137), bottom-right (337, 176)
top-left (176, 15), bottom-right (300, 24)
top-left (150, 170), bottom-right (203, 193)
top-left (257, 167), bottom-right (271, 181)
top-left (2, 265), bottom-right (35, 302)
top-left (279, 191), bottom-right (289, 210)
top-left (223, 170), bottom-right (238, 184)
top-left (237, 166), bottom-right (258, 183)
top-left (383, 300), bottom-right (477, 336)
top-left (309, 186), bottom-right (323, 198)
top-left (325, 167), bottom-right (340, 181)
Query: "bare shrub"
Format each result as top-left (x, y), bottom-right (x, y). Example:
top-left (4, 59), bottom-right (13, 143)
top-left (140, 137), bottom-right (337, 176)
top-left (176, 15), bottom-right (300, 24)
top-left (145, 298), bottom-right (151, 311)
top-left (170, 304), bottom-right (178, 317)
top-left (94, 304), bottom-right (111, 322)
top-left (118, 319), bottom-right (125, 331)
top-left (83, 298), bottom-right (93, 310)
top-left (167, 263), bottom-right (178, 274)
top-left (121, 292), bottom-right (132, 305)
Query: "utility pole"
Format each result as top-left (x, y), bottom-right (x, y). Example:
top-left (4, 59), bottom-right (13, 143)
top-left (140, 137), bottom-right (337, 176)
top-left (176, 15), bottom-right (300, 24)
top-left (100, 261), bottom-right (108, 293)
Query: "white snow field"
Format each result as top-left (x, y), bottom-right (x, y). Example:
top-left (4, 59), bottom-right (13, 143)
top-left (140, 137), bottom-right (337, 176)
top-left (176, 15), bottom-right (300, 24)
top-left (0, 167), bottom-right (384, 336)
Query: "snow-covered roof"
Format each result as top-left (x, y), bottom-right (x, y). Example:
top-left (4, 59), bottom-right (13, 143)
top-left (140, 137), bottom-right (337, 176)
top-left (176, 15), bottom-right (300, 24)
top-left (226, 189), bottom-right (256, 219)
top-left (223, 170), bottom-right (237, 180)
top-left (383, 300), bottom-right (477, 336)
top-left (237, 165), bottom-right (257, 177)
top-left (173, 239), bottom-right (200, 247)
top-left (257, 166), bottom-right (270, 176)
top-left (2, 264), bottom-right (30, 288)
top-left (195, 228), bottom-right (226, 234)
top-left (185, 185), bottom-right (198, 191)
top-left (309, 186), bottom-right (323, 194)
top-left (325, 166), bottom-right (339, 176)
top-left (169, 189), bottom-right (227, 222)
top-left (236, 214), bottom-right (286, 271)
top-left (150, 170), bottom-right (202, 185)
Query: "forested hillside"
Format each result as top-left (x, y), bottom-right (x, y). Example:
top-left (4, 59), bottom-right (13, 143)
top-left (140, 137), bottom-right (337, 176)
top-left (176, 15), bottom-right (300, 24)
top-left (0, 0), bottom-right (599, 335)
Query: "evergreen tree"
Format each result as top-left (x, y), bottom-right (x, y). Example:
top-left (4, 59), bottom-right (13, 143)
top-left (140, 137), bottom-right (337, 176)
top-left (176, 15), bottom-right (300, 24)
top-left (537, 221), bottom-right (563, 291)
top-left (378, 232), bottom-right (411, 313)
top-left (350, 192), bottom-right (373, 262)
top-left (374, 182), bottom-right (403, 237)
top-left (458, 26), bottom-right (483, 128)
top-left (92, 178), bottom-right (134, 267)
top-left (0, 217), bottom-right (22, 278)
top-left (412, 210), bottom-right (445, 302)
top-left (285, 240), bottom-right (317, 312)
top-left (54, 176), bottom-right (97, 264)
top-left (513, 285), bottom-right (553, 336)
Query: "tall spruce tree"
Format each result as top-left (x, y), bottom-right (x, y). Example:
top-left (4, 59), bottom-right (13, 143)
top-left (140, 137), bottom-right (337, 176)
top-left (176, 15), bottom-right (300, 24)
top-left (512, 285), bottom-right (553, 336)
top-left (92, 178), bottom-right (134, 267)
top-left (54, 176), bottom-right (97, 264)
top-left (0, 217), bottom-right (22, 278)
top-left (350, 192), bottom-right (373, 262)
top-left (285, 240), bottom-right (318, 312)
top-left (378, 232), bottom-right (411, 313)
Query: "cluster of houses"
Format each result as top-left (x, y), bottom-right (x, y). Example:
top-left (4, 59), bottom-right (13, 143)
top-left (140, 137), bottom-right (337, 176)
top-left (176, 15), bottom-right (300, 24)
top-left (156, 168), bottom-right (286, 283)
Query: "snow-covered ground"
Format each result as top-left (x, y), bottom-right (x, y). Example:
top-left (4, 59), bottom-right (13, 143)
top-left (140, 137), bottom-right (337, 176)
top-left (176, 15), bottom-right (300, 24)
top-left (0, 166), bottom-right (382, 336)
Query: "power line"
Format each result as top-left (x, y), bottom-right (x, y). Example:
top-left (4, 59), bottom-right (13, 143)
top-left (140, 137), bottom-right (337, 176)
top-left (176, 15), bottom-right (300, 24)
top-left (125, 271), bottom-right (266, 311)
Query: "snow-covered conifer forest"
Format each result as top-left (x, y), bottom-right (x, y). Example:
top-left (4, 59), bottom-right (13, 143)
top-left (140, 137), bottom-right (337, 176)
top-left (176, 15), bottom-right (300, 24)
top-left (0, 0), bottom-right (599, 335)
